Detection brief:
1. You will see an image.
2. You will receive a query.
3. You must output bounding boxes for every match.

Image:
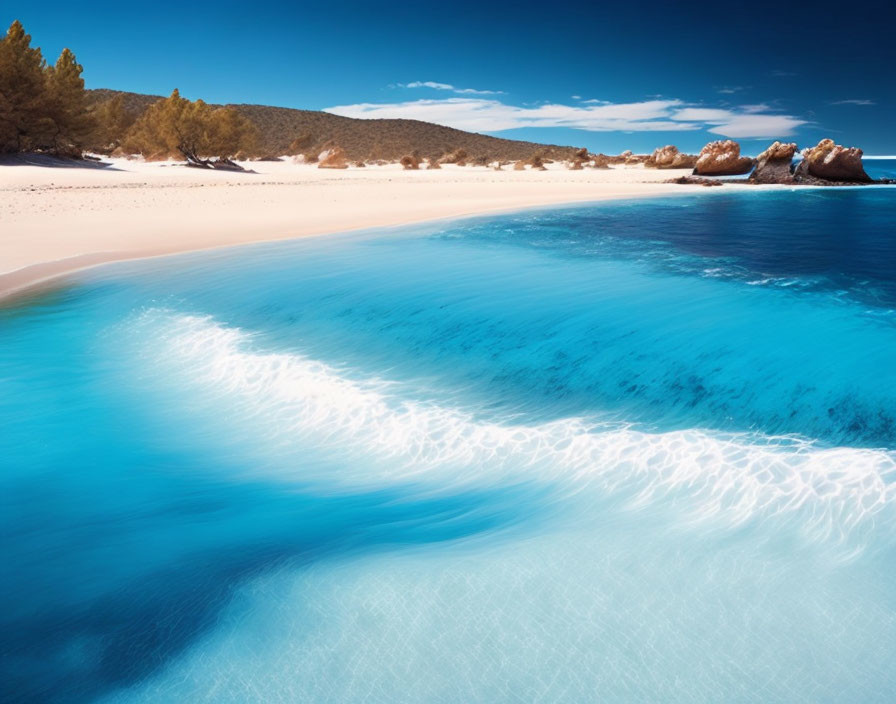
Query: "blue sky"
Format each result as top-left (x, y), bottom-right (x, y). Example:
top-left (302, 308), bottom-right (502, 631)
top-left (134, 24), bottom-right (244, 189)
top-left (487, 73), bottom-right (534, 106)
top-left (9, 0), bottom-right (895, 154)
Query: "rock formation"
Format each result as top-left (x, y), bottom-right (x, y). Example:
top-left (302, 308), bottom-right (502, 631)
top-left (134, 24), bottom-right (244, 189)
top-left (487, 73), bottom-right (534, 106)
top-left (693, 140), bottom-right (753, 176)
top-left (513, 160), bottom-right (527, 170)
top-left (666, 175), bottom-right (724, 187)
top-left (645, 145), bottom-right (698, 169)
top-left (591, 154), bottom-right (611, 169)
top-left (796, 139), bottom-right (871, 183)
top-left (749, 141), bottom-right (797, 184)
top-left (318, 146), bottom-right (348, 169)
top-left (426, 156), bottom-right (441, 169)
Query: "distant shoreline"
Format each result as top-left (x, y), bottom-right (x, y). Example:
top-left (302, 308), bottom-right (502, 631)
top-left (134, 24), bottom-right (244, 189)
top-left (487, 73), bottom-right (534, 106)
top-left (0, 158), bottom-right (790, 303)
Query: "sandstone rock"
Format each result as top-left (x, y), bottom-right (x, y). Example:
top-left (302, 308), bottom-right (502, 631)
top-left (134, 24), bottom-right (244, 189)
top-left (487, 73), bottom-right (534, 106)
top-left (645, 145), bottom-right (678, 168)
top-left (591, 153), bottom-right (611, 169)
top-left (798, 139), bottom-right (871, 182)
top-left (671, 152), bottom-right (698, 168)
top-left (318, 146), bottom-right (348, 169)
top-left (513, 160), bottom-right (527, 170)
top-left (426, 157), bottom-right (441, 169)
top-left (644, 145), bottom-right (698, 169)
top-left (750, 141), bottom-right (797, 184)
top-left (693, 140), bottom-right (753, 176)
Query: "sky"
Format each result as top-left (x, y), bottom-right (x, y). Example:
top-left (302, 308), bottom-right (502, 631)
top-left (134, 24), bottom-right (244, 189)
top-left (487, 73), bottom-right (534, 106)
top-left (8, 0), bottom-right (896, 154)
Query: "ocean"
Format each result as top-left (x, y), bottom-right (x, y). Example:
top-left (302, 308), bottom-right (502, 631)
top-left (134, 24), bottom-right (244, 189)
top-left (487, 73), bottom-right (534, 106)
top-left (2, 182), bottom-right (896, 702)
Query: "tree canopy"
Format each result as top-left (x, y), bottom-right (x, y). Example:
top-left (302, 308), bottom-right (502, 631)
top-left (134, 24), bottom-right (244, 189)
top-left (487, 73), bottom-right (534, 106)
top-left (124, 89), bottom-right (258, 161)
top-left (0, 21), bottom-right (91, 155)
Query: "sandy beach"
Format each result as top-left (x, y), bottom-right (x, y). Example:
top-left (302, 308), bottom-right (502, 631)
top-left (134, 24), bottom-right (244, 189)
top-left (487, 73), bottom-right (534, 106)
top-left (0, 158), bottom-right (718, 299)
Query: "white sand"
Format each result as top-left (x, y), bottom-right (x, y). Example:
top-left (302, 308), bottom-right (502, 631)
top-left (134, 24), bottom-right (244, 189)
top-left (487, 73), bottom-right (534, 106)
top-left (0, 157), bottom-right (713, 299)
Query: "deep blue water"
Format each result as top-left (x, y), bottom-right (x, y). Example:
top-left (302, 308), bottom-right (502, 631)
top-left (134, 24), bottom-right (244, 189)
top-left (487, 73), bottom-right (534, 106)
top-left (2, 187), bottom-right (896, 703)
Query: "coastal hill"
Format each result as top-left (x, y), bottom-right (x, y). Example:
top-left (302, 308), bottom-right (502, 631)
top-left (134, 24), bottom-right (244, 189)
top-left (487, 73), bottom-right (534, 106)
top-left (86, 89), bottom-right (579, 162)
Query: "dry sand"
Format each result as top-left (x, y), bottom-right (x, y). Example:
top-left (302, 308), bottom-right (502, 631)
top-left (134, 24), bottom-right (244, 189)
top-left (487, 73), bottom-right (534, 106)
top-left (0, 157), bottom-right (718, 299)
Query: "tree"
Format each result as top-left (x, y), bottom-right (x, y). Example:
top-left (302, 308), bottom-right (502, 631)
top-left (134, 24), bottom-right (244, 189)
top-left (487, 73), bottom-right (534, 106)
top-left (0, 20), bottom-right (49, 153)
top-left (43, 48), bottom-right (92, 155)
top-left (124, 89), bottom-right (258, 162)
top-left (88, 95), bottom-right (137, 153)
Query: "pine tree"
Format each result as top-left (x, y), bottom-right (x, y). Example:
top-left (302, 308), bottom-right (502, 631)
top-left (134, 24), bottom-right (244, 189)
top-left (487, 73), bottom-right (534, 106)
top-left (88, 95), bottom-right (136, 153)
top-left (0, 20), bottom-right (49, 153)
top-left (43, 48), bottom-right (93, 155)
top-left (124, 89), bottom-right (258, 161)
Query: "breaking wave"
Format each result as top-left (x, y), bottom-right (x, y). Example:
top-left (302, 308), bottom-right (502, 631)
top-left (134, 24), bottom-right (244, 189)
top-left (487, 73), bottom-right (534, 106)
top-left (138, 310), bottom-right (896, 553)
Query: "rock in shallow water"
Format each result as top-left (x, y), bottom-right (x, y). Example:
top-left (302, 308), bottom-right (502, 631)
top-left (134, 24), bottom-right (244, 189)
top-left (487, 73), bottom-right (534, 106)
top-left (750, 141), bottom-right (798, 184)
top-left (796, 139), bottom-right (871, 183)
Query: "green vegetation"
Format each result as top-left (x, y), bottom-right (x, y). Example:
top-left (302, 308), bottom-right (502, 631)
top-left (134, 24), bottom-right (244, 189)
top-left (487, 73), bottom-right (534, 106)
top-left (123, 89), bottom-right (257, 161)
top-left (0, 21), bottom-right (90, 155)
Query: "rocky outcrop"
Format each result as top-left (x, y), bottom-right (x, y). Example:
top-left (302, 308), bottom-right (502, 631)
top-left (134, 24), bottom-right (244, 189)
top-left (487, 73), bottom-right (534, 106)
top-left (749, 141), bottom-right (797, 184)
top-left (591, 153), bottom-right (611, 169)
top-left (693, 140), bottom-right (753, 176)
top-left (796, 139), bottom-right (871, 183)
top-left (426, 156), bottom-right (441, 169)
top-left (318, 146), bottom-right (348, 169)
top-left (645, 145), bottom-right (698, 169)
top-left (666, 175), bottom-right (724, 187)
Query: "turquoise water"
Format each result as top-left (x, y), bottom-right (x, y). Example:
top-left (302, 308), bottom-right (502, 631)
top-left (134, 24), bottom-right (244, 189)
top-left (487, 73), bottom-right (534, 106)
top-left (3, 187), bottom-right (896, 702)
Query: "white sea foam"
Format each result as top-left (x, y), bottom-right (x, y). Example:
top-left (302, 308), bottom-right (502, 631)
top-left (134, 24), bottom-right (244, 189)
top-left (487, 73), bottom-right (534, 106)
top-left (136, 311), bottom-right (896, 549)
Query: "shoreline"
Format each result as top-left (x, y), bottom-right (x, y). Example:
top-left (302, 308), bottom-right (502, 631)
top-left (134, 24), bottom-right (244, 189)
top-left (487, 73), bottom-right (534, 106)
top-left (0, 159), bottom-right (780, 302)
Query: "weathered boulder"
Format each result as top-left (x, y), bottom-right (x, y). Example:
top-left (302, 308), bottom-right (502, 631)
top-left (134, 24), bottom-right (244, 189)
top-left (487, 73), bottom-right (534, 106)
top-left (318, 146), bottom-right (348, 169)
top-left (797, 139), bottom-right (871, 183)
top-left (750, 141), bottom-right (797, 184)
top-left (591, 153), bottom-right (611, 169)
top-left (671, 152), bottom-right (698, 168)
top-left (693, 140), bottom-right (753, 176)
top-left (645, 145), bottom-right (698, 169)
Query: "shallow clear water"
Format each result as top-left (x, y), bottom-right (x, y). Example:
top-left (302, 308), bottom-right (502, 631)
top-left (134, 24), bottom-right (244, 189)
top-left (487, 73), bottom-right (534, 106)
top-left (2, 187), bottom-right (896, 703)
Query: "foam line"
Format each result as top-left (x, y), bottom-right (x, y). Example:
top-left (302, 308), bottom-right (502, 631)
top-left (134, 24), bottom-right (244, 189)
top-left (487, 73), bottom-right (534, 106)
top-left (137, 311), bottom-right (896, 550)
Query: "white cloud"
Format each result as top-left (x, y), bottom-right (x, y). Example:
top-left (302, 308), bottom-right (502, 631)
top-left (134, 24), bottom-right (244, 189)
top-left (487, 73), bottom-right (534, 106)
top-left (717, 86), bottom-right (744, 94)
top-left (706, 114), bottom-right (807, 138)
top-left (830, 99), bottom-right (875, 106)
top-left (672, 108), bottom-right (737, 121)
top-left (325, 97), bottom-right (807, 138)
top-left (401, 81), bottom-right (503, 95)
top-left (326, 98), bottom-right (701, 133)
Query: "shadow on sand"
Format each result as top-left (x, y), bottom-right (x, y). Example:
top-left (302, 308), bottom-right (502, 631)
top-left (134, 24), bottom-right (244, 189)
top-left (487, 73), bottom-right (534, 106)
top-left (0, 152), bottom-right (120, 170)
